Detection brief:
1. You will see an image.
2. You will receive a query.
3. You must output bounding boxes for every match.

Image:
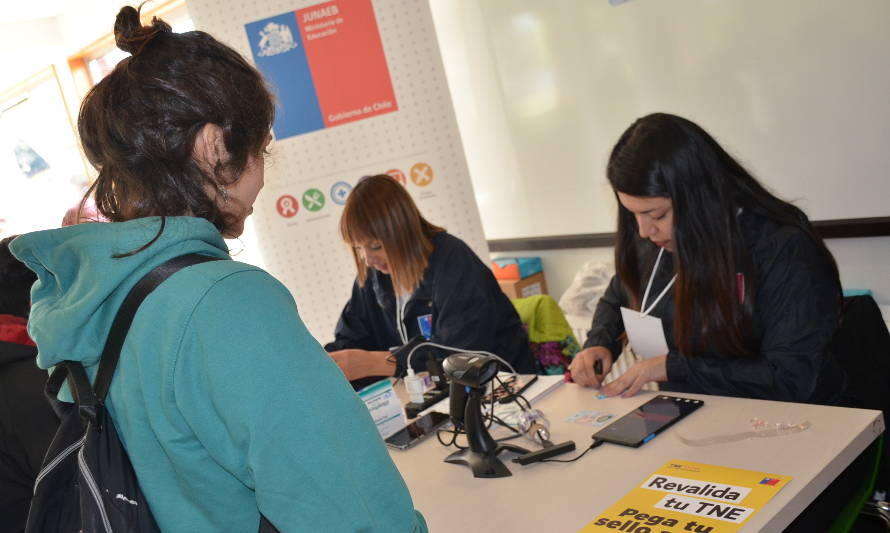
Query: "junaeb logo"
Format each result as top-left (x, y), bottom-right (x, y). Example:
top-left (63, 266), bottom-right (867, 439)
top-left (245, 13), bottom-right (324, 139)
top-left (257, 22), bottom-right (298, 57)
top-left (245, 0), bottom-right (398, 140)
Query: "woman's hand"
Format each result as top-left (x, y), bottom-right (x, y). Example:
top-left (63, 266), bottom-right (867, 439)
top-left (328, 349), bottom-right (395, 381)
top-left (600, 354), bottom-right (668, 398)
top-left (569, 346), bottom-right (613, 387)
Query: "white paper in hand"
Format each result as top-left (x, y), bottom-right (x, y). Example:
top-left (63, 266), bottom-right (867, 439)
top-left (620, 306), bottom-right (669, 359)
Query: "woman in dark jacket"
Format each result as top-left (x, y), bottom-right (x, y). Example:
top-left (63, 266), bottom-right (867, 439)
top-left (326, 175), bottom-right (536, 388)
top-left (569, 113), bottom-right (845, 404)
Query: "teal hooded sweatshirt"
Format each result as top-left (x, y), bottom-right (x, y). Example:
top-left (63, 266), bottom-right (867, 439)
top-left (11, 217), bottom-right (426, 533)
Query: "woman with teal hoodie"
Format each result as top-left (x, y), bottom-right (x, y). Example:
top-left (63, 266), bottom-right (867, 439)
top-left (11, 7), bottom-right (426, 533)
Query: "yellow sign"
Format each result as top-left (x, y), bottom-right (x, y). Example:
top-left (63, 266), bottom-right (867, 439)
top-left (580, 460), bottom-right (792, 532)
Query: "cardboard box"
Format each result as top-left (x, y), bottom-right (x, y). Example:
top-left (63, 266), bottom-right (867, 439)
top-left (498, 271), bottom-right (548, 300)
top-left (490, 257), bottom-right (543, 281)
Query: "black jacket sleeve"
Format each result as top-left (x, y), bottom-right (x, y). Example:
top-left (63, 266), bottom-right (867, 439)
top-left (429, 241), bottom-right (533, 373)
top-left (583, 274), bottom-right (627, 361)
top-left (324, 281), bottom-right (378, 352)
top-left (431, 244), bottom-right (501, 353)
top-left (665, 229), bottom-right (840, 402)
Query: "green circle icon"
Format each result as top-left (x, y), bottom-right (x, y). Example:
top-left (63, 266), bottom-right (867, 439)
top-left (302, 188), bottom-right (326, 212)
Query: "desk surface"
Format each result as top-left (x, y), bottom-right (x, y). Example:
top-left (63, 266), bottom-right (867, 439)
top-left (389, 383), bottom-right (884, 532)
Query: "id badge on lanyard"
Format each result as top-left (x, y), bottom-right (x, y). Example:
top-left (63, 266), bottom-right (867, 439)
top-left (620, 247), bottom-right (677, 359)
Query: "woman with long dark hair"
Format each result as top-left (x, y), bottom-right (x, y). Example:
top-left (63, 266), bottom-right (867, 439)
top-left (10, 7), bottom-right (425, 532)
top-left (569, 112), bottom-right (845, 403)
top-left (326, 175), bottom-right (536, 389)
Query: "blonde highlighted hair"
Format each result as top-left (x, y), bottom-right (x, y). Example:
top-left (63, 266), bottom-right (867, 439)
top-left (339, 175), bottom-right (444, 294)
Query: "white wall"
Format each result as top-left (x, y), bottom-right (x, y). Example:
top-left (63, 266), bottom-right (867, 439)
top-left (434, 0), bottom-right (890, 308)
top-left (0, 1), bottom-right (130, 93)
top-left (55, 0), bottom-right (136, 53)
top-left (433, 0), bottom-right (890, 239)
top-left (427, 0), bottom-right (536, 238)
top-left (0, 18), bottom-right (64, 92)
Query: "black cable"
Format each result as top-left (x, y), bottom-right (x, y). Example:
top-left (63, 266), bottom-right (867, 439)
top-left (436, 427), bottom-right (463, 448)
top-left (511, 392), bottom-right (532, 411)
top-left (492, 374), bottom-right (533, 411)
top-left (539, 439), bottom-right (605, 463)
top-left (437, 376), bottom-right (534, 450)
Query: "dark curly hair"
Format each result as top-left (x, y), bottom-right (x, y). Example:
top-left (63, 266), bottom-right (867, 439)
top-left (0, 236), bottom-right (37, 318)
top-left (78, 5), bottom-right (275, 253)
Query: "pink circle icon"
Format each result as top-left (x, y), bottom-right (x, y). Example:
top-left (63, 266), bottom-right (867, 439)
top-left (386, 168), bottom-right (407, 186)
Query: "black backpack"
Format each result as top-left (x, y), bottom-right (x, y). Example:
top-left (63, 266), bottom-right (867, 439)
top-left (22, 253), bottom-right (289, 532)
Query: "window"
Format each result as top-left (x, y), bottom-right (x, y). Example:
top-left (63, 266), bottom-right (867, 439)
top-left (84, 6), bottom-right (194, 84)
top-left (0, 67), bottom-right (89, 237)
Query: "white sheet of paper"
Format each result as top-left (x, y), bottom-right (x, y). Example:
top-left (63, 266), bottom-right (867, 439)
top-left (620, 306), bottom-right (670, 359)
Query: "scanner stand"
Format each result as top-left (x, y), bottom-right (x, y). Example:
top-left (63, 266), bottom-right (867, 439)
top-left (444, 388), bottom-right (529, 478)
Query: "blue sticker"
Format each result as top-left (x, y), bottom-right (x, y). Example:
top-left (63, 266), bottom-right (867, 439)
top-left (330, 181), bottom-right (352, 205)
top-left (417, 314), bottom-right (432, 340)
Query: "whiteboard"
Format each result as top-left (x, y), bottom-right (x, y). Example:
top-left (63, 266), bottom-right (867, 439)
top-left (443, 0), bottom-right (890, 239)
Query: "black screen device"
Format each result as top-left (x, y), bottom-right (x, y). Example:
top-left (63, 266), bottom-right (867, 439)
top-left (384, 411), bottom-right (450, 450)
top-left (592, 395), bottom-right (703, 447)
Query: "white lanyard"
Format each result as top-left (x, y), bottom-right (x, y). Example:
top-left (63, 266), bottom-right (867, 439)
top-left (639, 247), bottom-right (677, 317)
top-left (395, 292), bottom-right (409, 344)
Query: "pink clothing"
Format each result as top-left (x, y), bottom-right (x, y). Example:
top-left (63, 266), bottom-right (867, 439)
top-left (61, 201), bottom-right (106, 227)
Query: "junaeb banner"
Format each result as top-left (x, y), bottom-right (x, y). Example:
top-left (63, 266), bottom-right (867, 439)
top-left (245, 0), bottom-right (398, 140)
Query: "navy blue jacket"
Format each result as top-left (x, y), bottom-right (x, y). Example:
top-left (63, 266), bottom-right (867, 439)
top-left (325, 232), bottom-right (537, 382)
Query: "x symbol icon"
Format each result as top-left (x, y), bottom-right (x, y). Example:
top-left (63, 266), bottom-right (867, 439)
top-left (304, 192), bottom-right (322, 208)
top-left (411, 163), bottom-right (433, 186)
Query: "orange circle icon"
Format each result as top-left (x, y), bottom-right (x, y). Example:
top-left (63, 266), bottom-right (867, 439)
top-left (410, 163), bottom-right (434, 187)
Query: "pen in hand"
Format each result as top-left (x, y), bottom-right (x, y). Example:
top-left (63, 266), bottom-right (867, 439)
top-left (594, 359), bottom-right (603, 377)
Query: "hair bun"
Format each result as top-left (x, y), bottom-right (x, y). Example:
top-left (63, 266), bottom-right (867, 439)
top-left (114, 5), bottom-right (172, 55)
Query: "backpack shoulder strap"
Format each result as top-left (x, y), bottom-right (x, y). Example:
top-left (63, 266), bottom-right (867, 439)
top-left (93, 253), bottom-right (223, 400)
top-left (43, 361), bottom-right (96, 420)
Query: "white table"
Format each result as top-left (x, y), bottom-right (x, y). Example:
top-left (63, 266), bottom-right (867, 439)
top-left (389, 383), bottom-right (884, 532)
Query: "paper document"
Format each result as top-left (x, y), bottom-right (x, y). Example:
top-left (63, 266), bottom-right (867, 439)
top-left (357, 379), bottom-right (406, 439)
top-left (621, 307), bottom-right (670, 359)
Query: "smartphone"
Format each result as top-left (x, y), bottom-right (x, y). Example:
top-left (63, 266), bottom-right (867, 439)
top-left (483, 375), bottom-right (539, 404)
top-left (384, 411), bottom-right (451, 450)
top-left (592, 395), bottom-right (703, 447)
